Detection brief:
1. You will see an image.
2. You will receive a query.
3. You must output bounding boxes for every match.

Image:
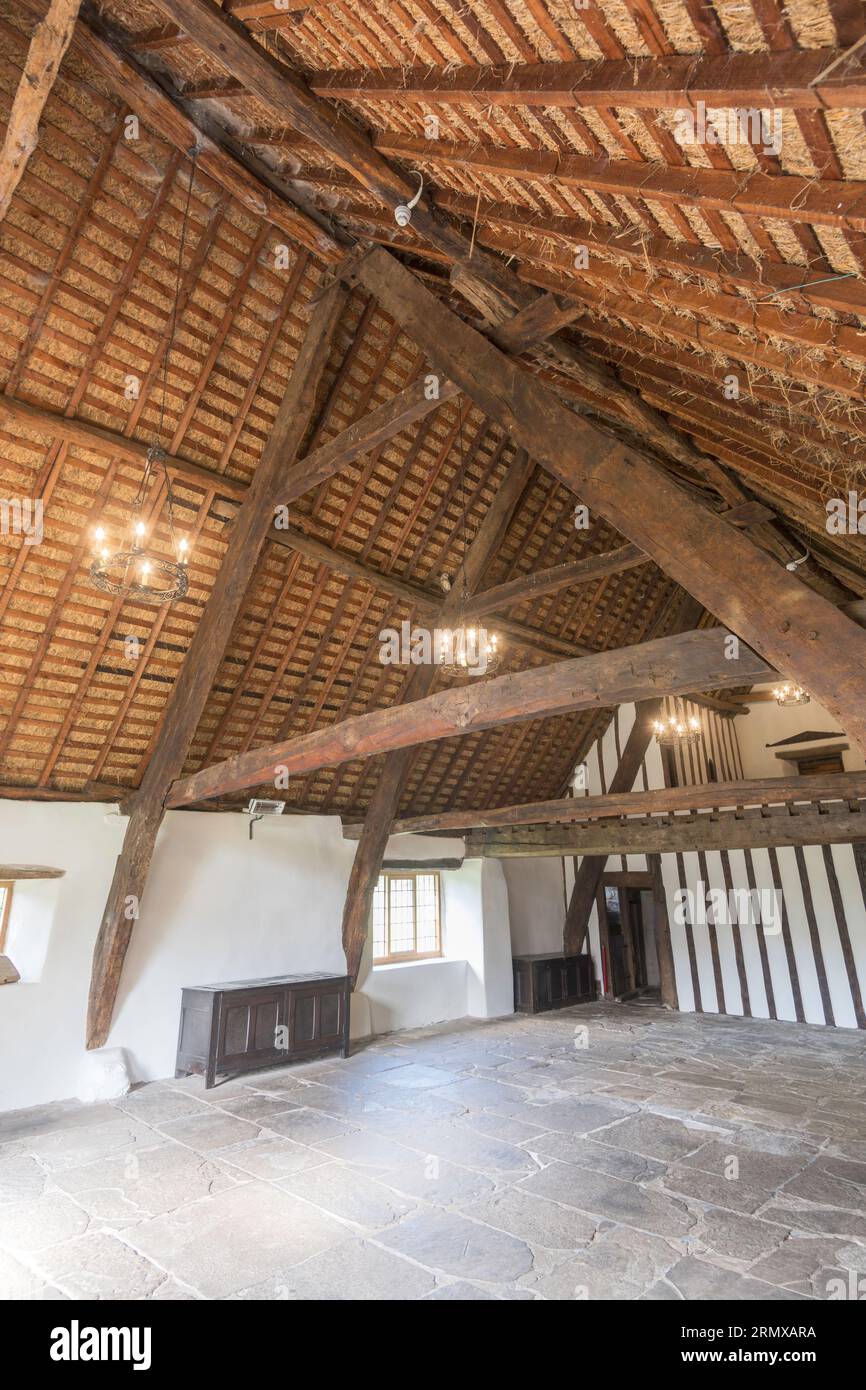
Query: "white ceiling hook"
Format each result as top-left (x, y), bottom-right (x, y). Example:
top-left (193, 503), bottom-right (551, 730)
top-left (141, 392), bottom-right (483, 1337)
top-left (394, 171), bottom-right (424, 227)
top-left (785, 549), bottom-right (810, 572)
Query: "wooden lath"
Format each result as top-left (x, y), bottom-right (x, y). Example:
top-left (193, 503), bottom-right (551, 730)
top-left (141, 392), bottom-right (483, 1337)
top-left (374, 134), bottom-right (866, 235)
top-left (309, 49), bottom-right (866, 108)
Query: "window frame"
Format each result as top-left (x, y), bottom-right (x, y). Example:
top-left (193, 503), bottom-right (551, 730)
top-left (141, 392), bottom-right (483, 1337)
top-left (372, 870), bottom-right (442, 965)
top-left (0, 881), bottom-right (13, 953)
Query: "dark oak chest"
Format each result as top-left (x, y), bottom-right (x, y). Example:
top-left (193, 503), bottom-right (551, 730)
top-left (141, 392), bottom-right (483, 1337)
top-left (512, 952), bottom-right (595, 1014)
top-left (175, 972), bottom-right (351, 1088)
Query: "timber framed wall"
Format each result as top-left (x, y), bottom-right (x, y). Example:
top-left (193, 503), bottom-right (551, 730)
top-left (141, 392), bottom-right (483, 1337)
top-left (505, 701), bottom-right (866, 1030)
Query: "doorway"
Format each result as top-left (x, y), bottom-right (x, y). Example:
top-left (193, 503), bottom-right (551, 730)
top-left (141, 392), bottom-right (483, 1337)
top-left (596, 874), bottom-right (662, 1000)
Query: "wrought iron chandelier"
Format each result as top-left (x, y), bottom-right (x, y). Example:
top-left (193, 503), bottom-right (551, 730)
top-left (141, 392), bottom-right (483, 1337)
top-left (438, 412), bottom-right (500, 679)
top-left (652, 700), bottom-right (702, 746)
top-left (438, 625), bottom-right (500, 679)
top-left (773, 682), bottom-right (810, 707)
top-left (90, 445), bottom-right (190, 602)
top-left (90, 148), bottom-right (198, 605)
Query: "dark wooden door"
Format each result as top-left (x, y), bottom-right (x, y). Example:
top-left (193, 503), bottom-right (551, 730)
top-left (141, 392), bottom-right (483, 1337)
top-left (627, 890), bottom-right (649, 990)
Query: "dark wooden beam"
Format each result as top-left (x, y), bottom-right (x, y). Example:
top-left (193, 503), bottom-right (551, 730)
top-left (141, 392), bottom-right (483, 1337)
top-left (0, 395), bottom-right (249, 502)
top-left (0, 864), bottom-right (65, 880)
top-left (312, 49), bottom-right (866, 108)
top-left (375, 134), bottom-right (866, 233)
top-left (279, 377), bottom-right (461, 505)
top-left (462, 544), bottom-right (647, 619)
top-left (86, 284), bottom-right (347, 1050)
top-left (4, 372), bottom-right (462, 521)
top-left (0, 0), bottom-right (80, 221)
top-left (649, 854), bottom-right (677, 1009)
top-left (265, 521), bottom-right (592, 663)
top-left (165, 629), bottom-right (773, 809)
top-left (344, 249), bottom-right (866, 756)
top-left (467, 800), bottom-right (866, 856)
top-left (0, 784), bottom-right (126, 803)
top-left (563, 695), bottom-right (665, 956)
top-left (342, 771), bottom-right (866, 838)
top-left (383, 858), bottom-right (463, 871)
top-left (25, 0), bottom-right (343, 259)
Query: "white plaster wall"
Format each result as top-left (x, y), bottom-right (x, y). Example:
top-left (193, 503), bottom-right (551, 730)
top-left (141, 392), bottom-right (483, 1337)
top-left (0, 804), bottom-right (513, 1112)
top-left (478, 860), bottom-right (516, 1018)
top-left (503, 857), bottom-right (567, 955)
top-left (737, 683), bottom-right (860, 778)
top-left (360, 959), bottom-right (469, 1035)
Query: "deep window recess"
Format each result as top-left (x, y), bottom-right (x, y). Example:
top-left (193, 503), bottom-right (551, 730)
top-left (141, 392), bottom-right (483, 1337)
top-left (372, 871), bottom-right (441, 964)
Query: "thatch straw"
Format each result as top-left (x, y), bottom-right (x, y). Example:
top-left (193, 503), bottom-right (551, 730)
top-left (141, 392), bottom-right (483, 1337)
top-left (652, 0), bottom-right (704, 53)
top-left (711, 1), bottom-right (766, 52)
top-left (813, 227), bottom-right (863, 277)
top-left (785, 0), bottom-right (836, 48)
top-left (544, 0), bottom-right (602, 59)
top-left (508, 0), bottom-right (560, 61)
top-left (823, 110), bottom-right (866, 180)
top-left (589, 0), bottom-right (651, 56)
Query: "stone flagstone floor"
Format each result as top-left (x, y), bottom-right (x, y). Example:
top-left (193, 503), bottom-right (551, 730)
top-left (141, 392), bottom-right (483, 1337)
top-left (2, 1000), bottom-right (866, 1300)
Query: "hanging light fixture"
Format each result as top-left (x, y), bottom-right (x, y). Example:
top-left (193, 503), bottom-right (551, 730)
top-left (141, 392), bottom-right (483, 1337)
top-left (89, 446), bottom-right (190, 602)
top-left (439, 625), bottom-right (500, 679)
top-left (773, 682), bottom-right (810, 707)
top-left (438, 413), bottom-right (501, 679)
top-left (89, 148), bottom-right (199, 604)
top-left (652, 700), bottom-right (702, 747)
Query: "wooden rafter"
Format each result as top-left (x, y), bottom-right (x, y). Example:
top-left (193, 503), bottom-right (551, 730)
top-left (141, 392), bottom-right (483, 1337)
top-left (374, 135), bottom-right (866, 235)
top-left (5, 0), bottom-right (866, 869)
top-left (77, 0), bottom-right (829, 596)
top-left (0, 0), bottom-right (80, 222)
top-left (429, 192), bottom-right (866, 322)
top-left (126, 2), bottom-right (740, 489)
top-left (310, 49), bottom-right (866, 109)
top-left (19, 0), bottom-right (343, 258)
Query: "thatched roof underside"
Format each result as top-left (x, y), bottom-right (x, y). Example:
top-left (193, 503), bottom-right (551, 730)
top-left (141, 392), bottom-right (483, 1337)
top-left (1, 0), bottom-right (866, 819)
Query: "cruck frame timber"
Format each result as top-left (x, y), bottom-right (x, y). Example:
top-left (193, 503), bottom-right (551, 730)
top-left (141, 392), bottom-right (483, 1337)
top-left (86, 285), bottom-right (346, 1050)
